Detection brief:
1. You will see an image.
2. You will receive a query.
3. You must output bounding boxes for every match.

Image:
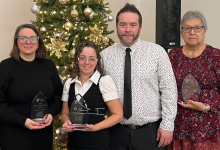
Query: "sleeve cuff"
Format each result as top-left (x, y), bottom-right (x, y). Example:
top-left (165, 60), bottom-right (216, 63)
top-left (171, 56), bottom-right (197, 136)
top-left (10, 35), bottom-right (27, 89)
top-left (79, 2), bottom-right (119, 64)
top-left (159, 119), bottom-right (174, 131)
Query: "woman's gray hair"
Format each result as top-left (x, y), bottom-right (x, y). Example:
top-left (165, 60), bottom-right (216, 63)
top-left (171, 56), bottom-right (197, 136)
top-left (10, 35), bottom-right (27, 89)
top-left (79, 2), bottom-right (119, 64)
top-left (180, 10), bottom-right (208, 31)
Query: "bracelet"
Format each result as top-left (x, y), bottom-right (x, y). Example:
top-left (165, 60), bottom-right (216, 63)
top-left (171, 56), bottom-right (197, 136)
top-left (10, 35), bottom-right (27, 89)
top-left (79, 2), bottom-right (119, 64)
top-left (203, 103), bottom-right (209, 114)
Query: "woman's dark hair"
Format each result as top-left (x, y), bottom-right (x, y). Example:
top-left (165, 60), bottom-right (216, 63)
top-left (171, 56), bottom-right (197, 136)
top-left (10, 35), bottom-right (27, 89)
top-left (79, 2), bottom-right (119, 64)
top-left (10, 24), bottom-right (46, 61)
top-left (72, 41), bottom-right (103, 78)
top-left (116, 3), bottom-right (142, 27)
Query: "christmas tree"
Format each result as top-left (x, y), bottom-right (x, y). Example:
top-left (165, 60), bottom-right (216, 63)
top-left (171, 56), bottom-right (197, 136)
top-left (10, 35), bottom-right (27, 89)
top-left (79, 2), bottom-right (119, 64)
top-left (31, 0), bottom-right (114, 149)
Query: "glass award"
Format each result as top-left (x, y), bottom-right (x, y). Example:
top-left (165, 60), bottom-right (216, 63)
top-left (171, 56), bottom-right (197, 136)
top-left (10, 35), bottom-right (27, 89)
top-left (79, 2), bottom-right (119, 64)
top-left (181, 72), bottom-right (201, 103)
top-left (30, 91), bottom-right (48, 124)
top-left (69, 94), bottom-right (89, 129)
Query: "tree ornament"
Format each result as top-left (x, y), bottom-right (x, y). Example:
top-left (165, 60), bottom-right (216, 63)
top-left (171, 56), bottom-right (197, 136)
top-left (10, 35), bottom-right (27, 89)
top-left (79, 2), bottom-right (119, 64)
top-left (44, 11), bottom-right (47, 14)
top-left (40, 26), bottom-right (47, 32)
top-left (84, 6), bottom-right (92, 16)
top-left (43, 0), bottom-right (49, 3)
top-left (97, 0), bottom-right (104, 4)
top-left (64, 21), bottom-right (73, 30)
top-left (55, 127), bottom-right (68, 138)
top-left (90, 11), bottom-right (95, 18)
top-left (71, 5), bottom-right (78, 17)
top-left (45, 38), bottom-right (69, 59)
top-left (53, 32), bottom-right (63, 39)
top-left (69, 49), bottom-right (75, 58)
top-left (105, 7), bottom-right (109, 11)
top-left (30, 2), bottom-right (39, 14)
top-left (108, 15), bottom-right (114, 22)
top-left (102, 35), bottom-right (109, 43)
top-left (73, 0), bottom-right (77, 1)
top-left (50, 10), bottom-right (57, 15)
top-left (59, 0), bottom-right (67, 4)
top-left (88, 24), bottom-right (105, 45)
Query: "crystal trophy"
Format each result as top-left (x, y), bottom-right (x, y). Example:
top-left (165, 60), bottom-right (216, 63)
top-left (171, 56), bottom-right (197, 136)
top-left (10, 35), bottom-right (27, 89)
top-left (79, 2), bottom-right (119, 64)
top-left (69, 94), bottom-right (89, 129)
top-left (30, 91), bottom-right (48, 124)
top-left (181, 72), bottom-right (201, 103)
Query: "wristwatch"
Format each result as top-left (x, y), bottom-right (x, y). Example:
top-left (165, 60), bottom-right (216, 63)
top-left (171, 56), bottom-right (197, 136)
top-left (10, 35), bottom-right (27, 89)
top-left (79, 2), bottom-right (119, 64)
top-left (203, 103), bottom-right (209, 114)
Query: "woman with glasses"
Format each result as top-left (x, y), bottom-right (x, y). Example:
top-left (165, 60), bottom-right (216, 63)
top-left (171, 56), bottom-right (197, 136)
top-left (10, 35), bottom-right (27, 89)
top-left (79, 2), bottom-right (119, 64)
top-left (168, 11), bottom-right (220, 150)
top-left (61, 41), bottom-right (123, 150)
top-left (0, 24), bottom-right (63, 150)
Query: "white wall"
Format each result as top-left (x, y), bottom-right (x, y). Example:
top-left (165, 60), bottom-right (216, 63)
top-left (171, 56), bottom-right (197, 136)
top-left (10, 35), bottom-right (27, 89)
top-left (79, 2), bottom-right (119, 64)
top-left (0, 1), bottom-right (35, 61)
top-left (1, 0), bottom-right (220, 61)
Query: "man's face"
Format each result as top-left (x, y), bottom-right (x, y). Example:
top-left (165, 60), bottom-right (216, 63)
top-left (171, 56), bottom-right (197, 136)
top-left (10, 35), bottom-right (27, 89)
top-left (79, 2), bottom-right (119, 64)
top-left (117, 12), bottom-right (142, 47)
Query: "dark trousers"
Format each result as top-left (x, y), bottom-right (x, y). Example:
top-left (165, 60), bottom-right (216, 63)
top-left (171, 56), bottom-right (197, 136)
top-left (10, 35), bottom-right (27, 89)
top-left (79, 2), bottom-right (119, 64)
top-left (110, 119), bottom-right (166, 150)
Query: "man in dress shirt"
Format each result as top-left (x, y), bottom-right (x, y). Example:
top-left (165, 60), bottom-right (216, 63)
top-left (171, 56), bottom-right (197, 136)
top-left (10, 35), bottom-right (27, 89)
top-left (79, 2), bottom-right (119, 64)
top-left (100, 3), bottom-right (177, 150)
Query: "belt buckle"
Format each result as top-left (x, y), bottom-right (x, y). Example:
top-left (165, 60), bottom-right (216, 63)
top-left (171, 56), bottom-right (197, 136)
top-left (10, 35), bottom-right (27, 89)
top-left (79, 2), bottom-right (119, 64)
top-left (129, 125), bottom-right (138, 129)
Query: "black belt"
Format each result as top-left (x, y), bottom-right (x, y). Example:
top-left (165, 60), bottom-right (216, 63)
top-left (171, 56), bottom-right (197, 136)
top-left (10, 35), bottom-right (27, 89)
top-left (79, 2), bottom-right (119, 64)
top-left (121, 119), bottom-right (161, 130)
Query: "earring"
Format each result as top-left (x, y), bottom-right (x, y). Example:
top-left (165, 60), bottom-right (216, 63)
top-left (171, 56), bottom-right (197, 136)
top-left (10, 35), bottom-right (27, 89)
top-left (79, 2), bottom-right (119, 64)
top-left (36, 48), bottom-right (39, 52)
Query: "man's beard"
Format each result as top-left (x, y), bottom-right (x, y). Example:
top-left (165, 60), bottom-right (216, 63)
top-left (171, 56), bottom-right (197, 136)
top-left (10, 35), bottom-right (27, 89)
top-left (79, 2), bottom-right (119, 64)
top-left (117, 29), bottom-right (140, 47)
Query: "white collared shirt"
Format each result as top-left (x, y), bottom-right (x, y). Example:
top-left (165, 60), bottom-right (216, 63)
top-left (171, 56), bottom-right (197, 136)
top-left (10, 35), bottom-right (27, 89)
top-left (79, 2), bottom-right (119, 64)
top-left (100, 39), bottom-right (178, 131)
top-left (62, 70), bottom-right (119, 102)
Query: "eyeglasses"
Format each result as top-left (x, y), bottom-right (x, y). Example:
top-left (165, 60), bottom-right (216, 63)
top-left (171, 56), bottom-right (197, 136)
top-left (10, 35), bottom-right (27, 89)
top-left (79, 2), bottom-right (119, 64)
top-left (181, 26), bottom-right (204, 33)
top-left (78, 56), bottom-right (97, 63)
top-left (17, 36), bottom-right (39, 44)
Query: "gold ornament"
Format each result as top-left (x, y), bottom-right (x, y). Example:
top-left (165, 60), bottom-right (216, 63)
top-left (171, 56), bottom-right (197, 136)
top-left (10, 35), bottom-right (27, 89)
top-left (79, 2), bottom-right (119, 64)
top-left (97, 0), bottom-right (104, 4)
top-left (59, 0), bottom-right (67, 4)
top-left (84, 6), bottom-right (92, 16)
top-left (88, 24), bottom-right (107, 45)
top-left (71, 5), bottom-right (78, 17)
top-left (45, 38), bottom-right (68, 59)
top-left (102, 35), bottom-right (109, 43)
top-left (64, 21), bottom-right (73, 30)
top-left (73, 0), bottom-right (77, 1)
top-left (71, 10), bottom-right (78, 17)
top-left (69, 48), bottom-right (75, 58)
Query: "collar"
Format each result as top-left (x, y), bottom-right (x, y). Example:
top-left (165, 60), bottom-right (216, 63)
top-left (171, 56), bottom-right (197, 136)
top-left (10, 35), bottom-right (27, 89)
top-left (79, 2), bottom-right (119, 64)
top-left (118, 39), bottom-right (141, 53)
top-left (71, 70), bottom-right (101, 85)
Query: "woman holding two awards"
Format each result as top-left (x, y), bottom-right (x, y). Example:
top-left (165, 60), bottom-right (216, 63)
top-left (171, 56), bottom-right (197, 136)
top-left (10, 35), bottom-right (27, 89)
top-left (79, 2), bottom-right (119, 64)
top-left (61, 41), bottom-right (123, 150)
top-left (168, 11), bottom-right (220, 150)
top-left (0, 24), bottom-right (63, 150)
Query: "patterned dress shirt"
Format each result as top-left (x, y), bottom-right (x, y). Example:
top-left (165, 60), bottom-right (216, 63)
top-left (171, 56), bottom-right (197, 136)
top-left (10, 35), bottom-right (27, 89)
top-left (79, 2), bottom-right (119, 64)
top-left (100, 39), bottom-right (178, 131)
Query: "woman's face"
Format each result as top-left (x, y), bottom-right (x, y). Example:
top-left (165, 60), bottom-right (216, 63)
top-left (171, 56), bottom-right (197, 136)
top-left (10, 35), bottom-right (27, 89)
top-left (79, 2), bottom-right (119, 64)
top-left (181, 18), bottom-right (206, 47)
top-left (17, 28), bottom-right (39, 60)
top-left (78, 47), bottom-right (98, 77)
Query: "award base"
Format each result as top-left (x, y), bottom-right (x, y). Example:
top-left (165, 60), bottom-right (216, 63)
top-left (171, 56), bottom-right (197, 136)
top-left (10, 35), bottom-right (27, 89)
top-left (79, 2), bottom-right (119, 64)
top-left (33, 118), bottom-right (46, 124)
top-left (71, 124), bottom-right (87, 129)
